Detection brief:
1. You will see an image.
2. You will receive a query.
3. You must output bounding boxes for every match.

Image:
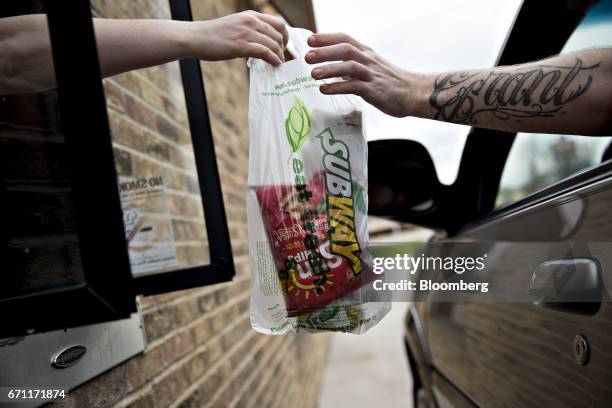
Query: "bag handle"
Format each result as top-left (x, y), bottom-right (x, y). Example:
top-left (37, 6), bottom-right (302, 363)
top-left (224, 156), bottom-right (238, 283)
top-left (285, 27), bottom-right (313, 61)
top-left (247, 27), bottom-right (313, 68)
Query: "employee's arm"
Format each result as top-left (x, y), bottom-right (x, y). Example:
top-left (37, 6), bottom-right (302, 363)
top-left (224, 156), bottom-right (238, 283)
top-left (306, 33), bottom-right (612, 136)
top-left (0, 11), bottom-right (287, 95)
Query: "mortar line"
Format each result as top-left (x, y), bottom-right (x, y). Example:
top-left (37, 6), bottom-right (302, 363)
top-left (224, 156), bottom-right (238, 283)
top-left (107, 106), bottom-right (194, 156)
top-left (115, 311), bottom-right (253, 408)
top-left (228, 335), bottom-right (290, 408)
top-left (183, 331), bottom-right (273, 408)
top-left (144, 287), bottom-right (250, 351)
top-left (139, 256), bottom-right (249, 313)
top-left (106, 77), bottom-right (190, 132)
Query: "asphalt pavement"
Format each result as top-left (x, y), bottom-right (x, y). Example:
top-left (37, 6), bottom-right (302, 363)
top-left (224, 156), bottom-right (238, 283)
top-left (317, 302), bottom-right (413, 408)
top-left (318, 221), bottom-right (430, 408)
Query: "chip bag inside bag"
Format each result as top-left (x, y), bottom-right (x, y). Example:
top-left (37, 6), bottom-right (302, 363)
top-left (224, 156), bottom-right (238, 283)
top-left (247, 27), bottom-right (390, 334)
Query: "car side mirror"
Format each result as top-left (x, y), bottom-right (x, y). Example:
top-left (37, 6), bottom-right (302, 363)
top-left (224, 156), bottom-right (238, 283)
top-left (368, 139), bottom-right (442, 217)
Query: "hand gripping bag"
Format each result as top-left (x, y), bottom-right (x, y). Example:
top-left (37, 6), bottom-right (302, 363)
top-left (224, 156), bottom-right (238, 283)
top-left (247, 27), bottom-right (390, 334)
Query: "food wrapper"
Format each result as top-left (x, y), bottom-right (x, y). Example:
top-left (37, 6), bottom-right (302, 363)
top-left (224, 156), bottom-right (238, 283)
top-left (247, 27), bottom-right (390, 334)
top-left (255, 172), bottom-right (367, 316)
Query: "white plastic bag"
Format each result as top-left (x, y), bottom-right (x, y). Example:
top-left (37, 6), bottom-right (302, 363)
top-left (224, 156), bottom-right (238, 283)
top-left (247, 27), bottom-right (390, 334)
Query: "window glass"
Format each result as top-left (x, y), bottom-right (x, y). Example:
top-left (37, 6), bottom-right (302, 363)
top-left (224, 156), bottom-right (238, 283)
top-left (92, 0), bottom-right (211, 277)
top-left (0, 6), bottom-right (87, 298)
top-left (496, 0), bottom-right (612, 208)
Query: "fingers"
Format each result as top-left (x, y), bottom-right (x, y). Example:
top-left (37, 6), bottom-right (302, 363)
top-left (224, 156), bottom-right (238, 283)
top-left (245, 42), bottom-right (282, 66)
top-left (319, 80), bottom-right (364, 96)
top-left (255, 12), bottom-right (289, 47)
top-left (311, 61), bottom-right (371, 81)
top-left (249, 30), bottom-right (285, 63)
top-left (308, 32), bottom-right (366, 50)
top-left (241, 11), bottom-right (287, 65)
top-left (305, 43), bottom-right (371, 65)
top-left (252, 18), bottom-right (284, 51)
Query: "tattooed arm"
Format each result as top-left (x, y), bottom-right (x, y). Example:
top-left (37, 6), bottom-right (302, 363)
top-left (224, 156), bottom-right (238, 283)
top-left (306, 33), bottom-right (612, 135)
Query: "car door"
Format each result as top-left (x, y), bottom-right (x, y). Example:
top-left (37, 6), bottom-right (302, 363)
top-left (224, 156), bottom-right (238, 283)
top-left (426, 1), bottom-right (612, 405)
top-left (427, 164), bottom-right (612, 407)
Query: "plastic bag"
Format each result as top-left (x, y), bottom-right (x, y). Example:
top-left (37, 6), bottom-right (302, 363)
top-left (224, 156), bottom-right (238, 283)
top-left (247, 27), bottom-right (390, 334)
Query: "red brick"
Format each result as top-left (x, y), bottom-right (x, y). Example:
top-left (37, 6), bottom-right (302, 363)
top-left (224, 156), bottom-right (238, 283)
top-left (153, 365), bottom-right (191, 408)
top-left (127, 345), bottom-right (165, 389)
top-left (143, 305), bottom-right (178, 342)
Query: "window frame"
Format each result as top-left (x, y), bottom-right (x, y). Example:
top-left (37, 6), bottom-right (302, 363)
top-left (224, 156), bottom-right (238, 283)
top-left (386, 0), bottom-right (603, 235)
top-left (132, 0), bottom-right (235, 295)
top-left (398, 0), bottom-right (601, 236)
top-left (0, 0), bottom-right (234, 337)
top-left (457, 0), bottom-right (611, 233)
top-left (1, 0), bottom-right (136, 338)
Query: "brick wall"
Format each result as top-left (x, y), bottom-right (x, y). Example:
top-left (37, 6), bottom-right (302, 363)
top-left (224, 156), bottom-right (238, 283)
top-left (55, 1), bottom-right (331, 407)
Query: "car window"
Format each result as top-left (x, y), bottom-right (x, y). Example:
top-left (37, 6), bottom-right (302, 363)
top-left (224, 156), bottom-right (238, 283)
top-left (313, 0), bottom-right (523, 185)
top-left (496, 0), bottom-right (612, 208)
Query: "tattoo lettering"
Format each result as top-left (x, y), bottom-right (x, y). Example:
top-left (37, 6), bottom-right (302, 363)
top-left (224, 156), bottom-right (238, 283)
top-left (429, 58), bottom-right (599, 124)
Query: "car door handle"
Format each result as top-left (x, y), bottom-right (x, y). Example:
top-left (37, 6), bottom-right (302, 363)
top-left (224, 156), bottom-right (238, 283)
top-left (529, 258), bottom-right (602, 314)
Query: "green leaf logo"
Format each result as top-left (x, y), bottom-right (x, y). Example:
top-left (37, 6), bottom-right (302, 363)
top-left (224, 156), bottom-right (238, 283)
top-left (285, 97), bottom-right (311, 153)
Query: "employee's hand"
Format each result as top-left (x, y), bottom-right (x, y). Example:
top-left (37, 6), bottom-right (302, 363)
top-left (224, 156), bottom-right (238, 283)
top-left (190, 11), bottom-right (288, 66)
top-left (305, 32), bottom-right (422, 117)
top-left (0, 11), bottom-right (289, 94)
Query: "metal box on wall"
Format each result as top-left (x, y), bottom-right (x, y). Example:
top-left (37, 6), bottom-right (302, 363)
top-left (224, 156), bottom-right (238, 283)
top-left (0, 312), bottom-right (145, 408)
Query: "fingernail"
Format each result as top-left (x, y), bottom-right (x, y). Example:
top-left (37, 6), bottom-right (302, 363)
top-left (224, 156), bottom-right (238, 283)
top-left (308, 35), bottom-right (316, 45)
top-left (320, 84), bottom-right (329, 92)
top-left (305, 52), bottom-right (314, 62)
top-left (312, 68), bottom-right (321, 78)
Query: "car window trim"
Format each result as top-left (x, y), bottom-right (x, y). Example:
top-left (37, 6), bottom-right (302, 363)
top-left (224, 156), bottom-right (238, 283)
top-left (459, 159), bottom-right (612, 234)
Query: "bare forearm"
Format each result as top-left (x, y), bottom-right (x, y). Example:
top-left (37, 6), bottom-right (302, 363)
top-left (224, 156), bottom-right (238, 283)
top-left (0, 15), bottom-right (54, 94)
top-left (408, 48), bottom-right (612, 135)
top-left (0, 15), bottom-right (191, 94)
top-left (93, 18), bottom-right (192, 78)
top-left (0, 12), bottom-right (287, 95)
top-left (0, 15), bottom-right (193, 94)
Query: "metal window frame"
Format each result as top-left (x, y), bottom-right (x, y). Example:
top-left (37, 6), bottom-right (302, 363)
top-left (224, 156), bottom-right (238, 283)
top-left (1, 0), bottom-right (235, 337)
top-left (133, 0), bottom-right (235, 295)
top-left (2, 0), bottom-right (136, 338)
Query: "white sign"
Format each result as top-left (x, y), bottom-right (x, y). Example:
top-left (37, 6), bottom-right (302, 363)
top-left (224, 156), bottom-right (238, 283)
top-left (119, 176), bottom-right (177, 277)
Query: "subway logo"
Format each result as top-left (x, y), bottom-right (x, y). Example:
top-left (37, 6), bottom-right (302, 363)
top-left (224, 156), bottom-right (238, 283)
top-left (316, 128), bottom-right (362, 276)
